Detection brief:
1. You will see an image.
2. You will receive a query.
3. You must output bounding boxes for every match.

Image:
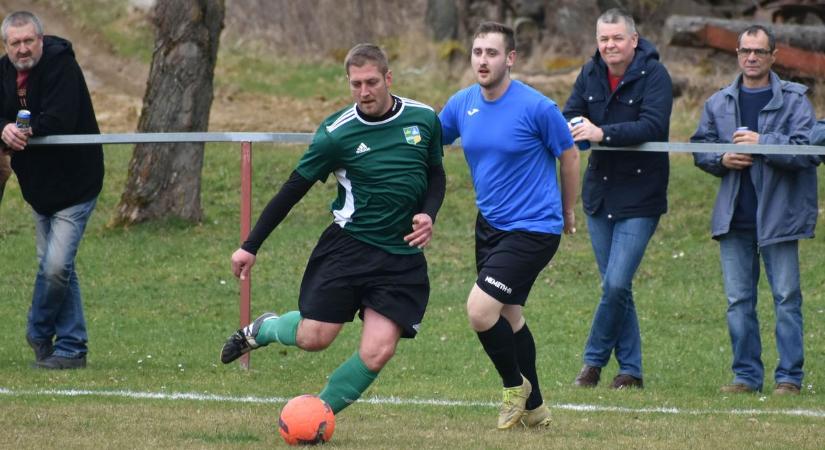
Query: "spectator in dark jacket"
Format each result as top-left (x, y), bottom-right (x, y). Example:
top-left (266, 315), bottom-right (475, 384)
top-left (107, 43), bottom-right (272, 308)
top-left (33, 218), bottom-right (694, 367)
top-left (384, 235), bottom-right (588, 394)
top-left (0, 149), bottom-right (9, 204)
top-left (563, 8), bottom-right (672, 390)
top-left (0, 11), bottom-right (103, 369)
top-left (692, 25), bottom-right (817, 396)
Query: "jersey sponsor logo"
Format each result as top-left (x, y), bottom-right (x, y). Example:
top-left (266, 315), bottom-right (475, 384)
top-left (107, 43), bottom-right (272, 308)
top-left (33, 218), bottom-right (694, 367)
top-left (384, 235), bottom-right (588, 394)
top-left (467, 108), bottom-right (479, 116)
top-left (355, 142), bottom-right (371, 154)
top-left (484, 275), bottom-right (513, 295)
top-left (403, 125), bottom-right (421, 145)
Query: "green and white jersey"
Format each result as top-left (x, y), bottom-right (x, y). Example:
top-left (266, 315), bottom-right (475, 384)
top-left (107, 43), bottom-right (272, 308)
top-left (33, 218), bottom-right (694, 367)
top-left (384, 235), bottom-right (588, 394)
top-left (296, 96), bottom-right (443, 254)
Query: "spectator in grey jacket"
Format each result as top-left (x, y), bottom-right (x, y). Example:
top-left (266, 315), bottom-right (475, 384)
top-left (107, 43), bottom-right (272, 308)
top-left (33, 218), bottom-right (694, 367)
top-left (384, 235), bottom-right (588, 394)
top-left (812, 120), bottom-right (825, 147)
top-left (692, 25), bottom-right (817, 396)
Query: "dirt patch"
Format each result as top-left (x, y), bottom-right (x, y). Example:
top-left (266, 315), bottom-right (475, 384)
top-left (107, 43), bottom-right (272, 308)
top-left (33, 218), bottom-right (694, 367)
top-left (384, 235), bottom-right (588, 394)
top-left (0, 1), bottom-right (335, 134)
top-left (209, 89), bottom-right (349, 133)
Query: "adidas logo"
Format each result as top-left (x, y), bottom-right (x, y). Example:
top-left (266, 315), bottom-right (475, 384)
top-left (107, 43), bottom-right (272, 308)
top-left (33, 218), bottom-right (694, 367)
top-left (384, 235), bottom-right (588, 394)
top-left (355, 142), bottom-right (371, 154)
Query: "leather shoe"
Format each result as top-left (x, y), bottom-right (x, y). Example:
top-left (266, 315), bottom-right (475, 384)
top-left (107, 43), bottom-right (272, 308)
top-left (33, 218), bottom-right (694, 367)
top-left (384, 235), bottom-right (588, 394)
top-left (574, 365), bottom-right (601, 387)
top-left (719, 383), bottom-right (756, 394)
top-left (34, 354), bottom-right (87, 370)
top-left (773, 383), bottom-right (801, 395)
top-left (610, 374), bottom-right (644, 389)
top-left (26, 336), bottom-right (53, 362)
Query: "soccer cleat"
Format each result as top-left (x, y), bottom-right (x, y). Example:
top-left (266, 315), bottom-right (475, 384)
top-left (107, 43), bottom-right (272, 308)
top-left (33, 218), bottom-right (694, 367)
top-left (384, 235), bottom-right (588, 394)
top-left (497, 376), bottom-right (532, 430)
top-left (220, 312), bottom-right (278, 364)
top-left (521, 403), bottom-right (552, 428)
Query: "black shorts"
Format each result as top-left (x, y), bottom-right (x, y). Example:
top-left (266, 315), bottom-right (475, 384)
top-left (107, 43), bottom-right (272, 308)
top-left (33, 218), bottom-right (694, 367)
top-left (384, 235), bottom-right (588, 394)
top-left (475, 214), bottom-right (560, 305)
top-left (299, 224), bottom-right (429, 338)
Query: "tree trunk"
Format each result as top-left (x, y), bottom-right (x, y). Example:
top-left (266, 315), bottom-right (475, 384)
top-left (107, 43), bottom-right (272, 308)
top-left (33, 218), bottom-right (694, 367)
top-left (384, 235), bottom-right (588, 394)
top-left (112, 0), bottom-right (224, 226)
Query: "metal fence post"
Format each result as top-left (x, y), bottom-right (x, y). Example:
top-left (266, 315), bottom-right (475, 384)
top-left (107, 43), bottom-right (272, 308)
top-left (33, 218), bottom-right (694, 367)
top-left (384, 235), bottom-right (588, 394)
top-left (239, 141), bottom-right (253, 369)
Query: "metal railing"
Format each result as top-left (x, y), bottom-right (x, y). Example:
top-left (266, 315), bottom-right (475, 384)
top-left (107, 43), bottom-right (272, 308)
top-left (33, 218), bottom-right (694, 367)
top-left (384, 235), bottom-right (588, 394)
top-left (27, 132), bottom-right (825, 369)
top-left (30, 132), bottom-right (313, 369)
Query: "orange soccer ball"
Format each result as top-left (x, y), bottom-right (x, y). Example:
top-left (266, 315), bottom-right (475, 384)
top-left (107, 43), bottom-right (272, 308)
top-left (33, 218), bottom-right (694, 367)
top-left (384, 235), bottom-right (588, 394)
top-left (278, 395), bottom-right (335, 446)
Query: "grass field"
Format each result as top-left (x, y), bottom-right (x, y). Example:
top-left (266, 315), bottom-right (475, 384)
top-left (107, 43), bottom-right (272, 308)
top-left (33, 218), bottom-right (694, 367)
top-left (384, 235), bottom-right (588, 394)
top-left (2, 145), bottom-right (825, 449)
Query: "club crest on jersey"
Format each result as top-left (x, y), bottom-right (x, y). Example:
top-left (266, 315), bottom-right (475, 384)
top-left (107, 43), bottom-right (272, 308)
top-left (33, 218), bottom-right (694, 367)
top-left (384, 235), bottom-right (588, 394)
top-left (403, 126), bottom-right (421, 145)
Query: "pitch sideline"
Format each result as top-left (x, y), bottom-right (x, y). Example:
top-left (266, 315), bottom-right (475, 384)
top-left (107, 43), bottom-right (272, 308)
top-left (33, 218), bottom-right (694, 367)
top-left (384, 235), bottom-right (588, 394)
top-left (1, 386), bottom-right (824, 418)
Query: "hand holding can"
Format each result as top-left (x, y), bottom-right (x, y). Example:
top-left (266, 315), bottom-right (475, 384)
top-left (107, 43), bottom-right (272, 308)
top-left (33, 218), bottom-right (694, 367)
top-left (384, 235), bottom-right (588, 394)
top-left (16, 109), bottom-right (31, 130)
top-left (569, 116), bottom-right (591, 150)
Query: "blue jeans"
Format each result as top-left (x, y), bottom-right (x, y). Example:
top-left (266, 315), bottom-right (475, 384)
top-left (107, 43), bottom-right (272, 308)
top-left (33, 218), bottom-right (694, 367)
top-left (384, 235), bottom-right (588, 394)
top-left (719, 230), bottom-right (804, 391)
top-left (27, 198), bottom-right (97, 358)
top-left (583, 214), bottom-right (660, 379)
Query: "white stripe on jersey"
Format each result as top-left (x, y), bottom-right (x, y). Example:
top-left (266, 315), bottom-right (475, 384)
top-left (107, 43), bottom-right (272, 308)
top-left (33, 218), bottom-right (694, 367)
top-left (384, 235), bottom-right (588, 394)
top-left (400, 97), bottom-right (435, 112)
top-left (326, 107), bottom-right (358, 133)
top-left (330, 97), bottom-right (435, 130)
top-left (332, 168), bottom-right (355, 227)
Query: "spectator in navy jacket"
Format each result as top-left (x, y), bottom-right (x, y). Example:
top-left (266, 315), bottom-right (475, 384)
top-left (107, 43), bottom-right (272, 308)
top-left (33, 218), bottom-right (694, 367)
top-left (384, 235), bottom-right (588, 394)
top-left (563, 8), bottom-right (672, 390)
top-left (692, 25), bottom-right (817, 396)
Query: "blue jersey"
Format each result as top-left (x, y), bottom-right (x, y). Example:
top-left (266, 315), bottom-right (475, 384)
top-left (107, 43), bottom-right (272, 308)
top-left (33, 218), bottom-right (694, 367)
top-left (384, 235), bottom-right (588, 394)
top-left (439, 80), bottom-right (574, 233)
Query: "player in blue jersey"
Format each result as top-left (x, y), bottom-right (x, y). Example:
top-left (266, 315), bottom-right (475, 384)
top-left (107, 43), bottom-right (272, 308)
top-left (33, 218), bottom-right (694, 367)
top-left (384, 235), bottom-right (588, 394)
top-left (440, 22), bottom-right (579, 430)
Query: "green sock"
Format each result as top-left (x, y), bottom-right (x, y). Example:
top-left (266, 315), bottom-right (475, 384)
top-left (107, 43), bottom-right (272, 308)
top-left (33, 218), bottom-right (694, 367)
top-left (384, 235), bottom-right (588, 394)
top-left (256, 311), bottom-right (301, 346)
top-left (320, 352), bottom-right (379, 414)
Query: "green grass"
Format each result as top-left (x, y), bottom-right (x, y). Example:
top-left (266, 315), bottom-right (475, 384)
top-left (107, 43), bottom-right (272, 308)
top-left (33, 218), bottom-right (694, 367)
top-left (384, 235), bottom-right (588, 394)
top-left (215, 52), bottom-right (347, 100)
top-left (215, 35), bottom-right (463, 108)
top-left (46, 0), bottom-right (155, 62)
top-left (2, 147), bottom-right (825, 448)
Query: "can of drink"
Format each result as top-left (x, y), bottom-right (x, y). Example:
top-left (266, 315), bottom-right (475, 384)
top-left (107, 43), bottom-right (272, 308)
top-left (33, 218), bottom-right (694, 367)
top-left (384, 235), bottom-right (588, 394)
top-left (569, 116), bottom-right (591, 150)
top-left (736, 126), bottom-right (749, 132)
top-left (16, 109), bottom-right (31, 130)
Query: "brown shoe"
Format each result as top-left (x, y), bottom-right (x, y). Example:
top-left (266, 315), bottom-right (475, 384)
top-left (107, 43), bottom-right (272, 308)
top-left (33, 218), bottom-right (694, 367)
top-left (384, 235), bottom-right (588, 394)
top-left (610, 374), bottom-right (643, 389)
top-left (773, 383), bottom-right (801, 395)
top-left (574, 365), bottom-right (601, 387)
top-left (719, 383), bottom-right (756, 394)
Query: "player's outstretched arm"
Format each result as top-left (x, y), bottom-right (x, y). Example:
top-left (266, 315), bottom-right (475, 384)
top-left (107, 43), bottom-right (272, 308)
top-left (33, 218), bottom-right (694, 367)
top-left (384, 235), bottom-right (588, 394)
top-left (239, 170), bottom-right (314, 255)
top-left (559, 146), bottom-right (580, 234)
top-left (231, 170), bottom-right (314, 279)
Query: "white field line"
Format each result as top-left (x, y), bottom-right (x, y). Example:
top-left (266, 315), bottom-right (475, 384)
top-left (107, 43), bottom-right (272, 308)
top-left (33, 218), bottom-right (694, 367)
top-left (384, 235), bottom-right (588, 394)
top-left (1, 387), bottom-right (824, 418)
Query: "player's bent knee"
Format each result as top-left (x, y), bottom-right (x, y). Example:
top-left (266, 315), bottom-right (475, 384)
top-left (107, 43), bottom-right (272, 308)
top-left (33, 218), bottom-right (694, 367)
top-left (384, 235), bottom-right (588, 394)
top-left (360, 344), bottom-right (396, 371)
top-left (296, 320), bottom-right (339, 351)
top-left (467, 310), bottom-right (493, 332)
top-left (466, 301), bottom-right (499, 331)
top-left (297, 337), bottom-right (332, 352)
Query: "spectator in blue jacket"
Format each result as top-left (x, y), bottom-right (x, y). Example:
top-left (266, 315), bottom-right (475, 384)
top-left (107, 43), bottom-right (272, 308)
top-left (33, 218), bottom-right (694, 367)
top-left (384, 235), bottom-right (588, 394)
top-left (692, 25), bottom-right (817, 396)
top-left (563, 8), bottom-right (672, 390)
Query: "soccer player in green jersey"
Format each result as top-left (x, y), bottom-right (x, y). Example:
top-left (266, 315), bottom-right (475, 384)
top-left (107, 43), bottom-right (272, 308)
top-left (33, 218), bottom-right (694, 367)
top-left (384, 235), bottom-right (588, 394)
top-left (219, 43), bottom-right (446, 415)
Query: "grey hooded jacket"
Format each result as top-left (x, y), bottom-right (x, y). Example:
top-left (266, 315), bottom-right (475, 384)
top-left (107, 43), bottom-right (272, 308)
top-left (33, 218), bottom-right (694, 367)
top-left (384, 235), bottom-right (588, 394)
top-left (812, 119), bottom-right (825, 147)
top-left (691, 71), bottom-right (818, 246)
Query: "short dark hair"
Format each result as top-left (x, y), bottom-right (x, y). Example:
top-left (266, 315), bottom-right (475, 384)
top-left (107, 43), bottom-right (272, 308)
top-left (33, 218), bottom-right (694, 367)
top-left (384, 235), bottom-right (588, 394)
top-left (345, 43), bottom-right (389, 76)
top-left (738, 24), bottom-right (776, 51)
top-left (596, 8), bottom-right (636, 35)
top-left (1, 11), bottom-right (43, 42)
top-left (474, 21), bottom-right (515, 54)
